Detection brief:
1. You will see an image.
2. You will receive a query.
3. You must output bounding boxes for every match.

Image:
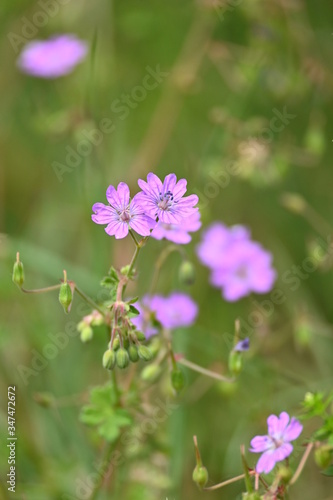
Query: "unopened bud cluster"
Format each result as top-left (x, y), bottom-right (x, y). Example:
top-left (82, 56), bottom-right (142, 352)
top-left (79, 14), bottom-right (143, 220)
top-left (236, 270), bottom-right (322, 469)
top-left (103, 330), bottom-right (153, 371)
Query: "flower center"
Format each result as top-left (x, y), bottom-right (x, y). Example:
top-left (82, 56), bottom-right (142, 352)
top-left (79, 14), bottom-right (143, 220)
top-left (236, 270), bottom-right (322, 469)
top-left (119, 209), bottom-right (131, 222)
top-left (235, 265), bottom-right (248, 279)
top-left (157, 190), bottom-right (174, 211)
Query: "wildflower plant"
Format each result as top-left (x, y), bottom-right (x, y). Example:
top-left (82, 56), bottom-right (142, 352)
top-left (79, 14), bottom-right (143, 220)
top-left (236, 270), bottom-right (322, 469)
top-left (13, 172), bottom-right (332, 498)
top-left (13, 172), bottom-right (242, 498)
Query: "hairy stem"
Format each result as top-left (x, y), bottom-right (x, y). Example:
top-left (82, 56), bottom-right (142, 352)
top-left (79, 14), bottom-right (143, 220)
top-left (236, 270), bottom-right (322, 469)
top-left (177, 357), bottom-right (234, 383)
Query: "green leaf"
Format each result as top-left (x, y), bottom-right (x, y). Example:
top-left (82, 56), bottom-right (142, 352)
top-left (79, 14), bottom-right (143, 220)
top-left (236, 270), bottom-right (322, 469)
top-left (79, 382), bottom-right (132, 442)
top-left (127, 297), bottom-right (139, 305)
top-left (128, 305), bottom-right (140, 317)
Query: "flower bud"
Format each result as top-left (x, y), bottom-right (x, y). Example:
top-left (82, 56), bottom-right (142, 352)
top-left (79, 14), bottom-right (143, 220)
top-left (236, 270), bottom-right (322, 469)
top-left (59, 282), bottom-right (73, 313)
top-left (116, 348), bottom-right (130, 369)
top-left (112, 337), bottom-right (120, 351)
top-left (138, 345), bottom-right (153, 361)
top-left (135, 331), bottom-right (146, 341)
top-left (192, 465), bottom-right (208, 489)
top-left (171, 367), bottom-right (186, 393)
top-left (179, 260), bottom-right (195, 285)
top-left (278, 465), bottom-right (293, 484)
top-left (12, 254), bottom-right (24, 287)
top-left (228, 350), bottom-right (242, 376)
top-left (141, 364), bottom-right (162, 381)
top-left (102, 349), bottom-right (116, 370)
top-left (128, 345), bottom-right (139, 363)
top-left (315, 445), bottom-right (332, 469)
top-left (80, 326), bottom-right (93, 343)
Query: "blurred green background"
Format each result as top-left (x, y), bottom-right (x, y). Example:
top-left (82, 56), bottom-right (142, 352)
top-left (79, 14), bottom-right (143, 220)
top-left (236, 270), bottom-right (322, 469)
top-left (1, 0), bottom-right (333, 498)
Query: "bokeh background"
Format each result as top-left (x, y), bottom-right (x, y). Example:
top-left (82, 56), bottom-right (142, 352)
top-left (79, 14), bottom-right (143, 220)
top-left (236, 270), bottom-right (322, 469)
top-left (1, 0), bottom-right (333, 498)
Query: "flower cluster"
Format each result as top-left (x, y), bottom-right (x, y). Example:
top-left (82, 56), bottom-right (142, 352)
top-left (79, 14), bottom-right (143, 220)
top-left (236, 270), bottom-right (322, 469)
top-left (250, 412), bottom-right (303, 474)
top-left (92, 173), bottom-right (199, 240)
top-left (196, 223), bottom-right (276, 301)
top-left (132, 293), bottom-right (198, 337)
top-left (17, 35), bottom-right (88, 78)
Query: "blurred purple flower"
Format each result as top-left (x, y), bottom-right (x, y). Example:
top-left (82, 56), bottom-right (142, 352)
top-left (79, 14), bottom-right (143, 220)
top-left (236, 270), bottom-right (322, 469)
top-left (136, 173), bottom-right (199, 224)
top-left (152, 292), bottom-right (198, 330)
top-left (234, 337), bottom-right (250, 352)
top-left (196, 223), bottom-right (250, 269)
top-left (17, 35), bottom-right (88, 78)
top-left (210, 240), bottom-right (276, 301)
top-left (151, 211), bottom-right (201, 244)
top-left (197, 223), bottom-right (276, 301)
top-left (92, 182), bottom-right (153, 239)
top-left (134, 293), bottom-right (198, 332)
top-left (131, 298), bottom-right (159, 339)
top-left (250, 412), bottom-right (303, 474)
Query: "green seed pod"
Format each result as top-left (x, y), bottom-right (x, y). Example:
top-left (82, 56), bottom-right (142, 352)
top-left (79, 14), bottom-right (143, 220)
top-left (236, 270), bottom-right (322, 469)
top-left (12, 256), bottom-right (24, 287)
top-left (149, 337), bottom-right (161, 357)
top-left (138, 345), bottom-right (153, 361)
top-left (179, 260), bottom-right (196, 285)
top-left (141, 364), bottom-right (162, 382)
top-left (112, 337), bottom-right (120, 351)
top-left (228, 350), bottom-right (242, 376)
top-left (59, 282), bottom-right (73, 314)
top-left (116, 348), bottom-right (130, 369)
top-left (102, 349), bottom-right (116, 370)
top-left (80, 326), bottom-right (93, 343)
top-left (314, 445), bottom-right (332, 469)
top-left (171, 368), bottom-right (186, 393)
top-left (128, 344), bottom-right (139, 363)
top-left (192, 465), bottom-right (208, 489)
top-left (123, 337), bottom-right (129, 350)
top-left (135, 331), bottom-right (146, 341)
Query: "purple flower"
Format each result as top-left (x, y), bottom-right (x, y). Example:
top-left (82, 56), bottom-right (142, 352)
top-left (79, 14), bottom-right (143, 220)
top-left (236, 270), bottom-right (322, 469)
top-left (131, 298), bottom-right (159, 340)
top-left (196, 223), bottom-right (250, 269)
top-left (250, 412), bottom-right (303, 474)
top-left (152, 293), bottom-right (198, 330)
top-left (151, 211), bottom-right (201, 244)
top-left (197, 223), bottom-right (276, 302)
top-left (234, 337), bottom-right (250, 352)
top-left (210, 240), bottom-right (276, 301)
top-left (17, 35), bottom-right (88, 78)
top-left (136, 173), bottom-right (199, 224)
top-left (92, 182), bottom-right (153, 239)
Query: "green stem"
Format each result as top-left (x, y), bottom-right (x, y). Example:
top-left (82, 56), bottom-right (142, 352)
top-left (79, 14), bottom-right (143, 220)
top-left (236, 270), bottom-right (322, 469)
top-left (74, 285), bottom-right (105, 316)
top-left (111, 370), bottom-right (121, 406)
top-left (289, 442), bottom-right (314, 485)
top-left (177, 357), bottom-right (234, 383)
top-left (149, 244), bottom-right (185, 295)
top-left (88, 441), bottom-right (116, 500)
top-left (21, 284), bottom-right (61, 294)
top-left (204, 472), bottom-right (256, 491)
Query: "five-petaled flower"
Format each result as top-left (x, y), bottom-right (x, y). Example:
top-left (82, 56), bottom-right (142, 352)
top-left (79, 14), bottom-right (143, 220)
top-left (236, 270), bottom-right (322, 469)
top-left (91, 182), bottom-right (153, 239)
top-left (136, 173), bottom-right (199, 224)
top-left (250, 412), bottom-right (303, 474)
